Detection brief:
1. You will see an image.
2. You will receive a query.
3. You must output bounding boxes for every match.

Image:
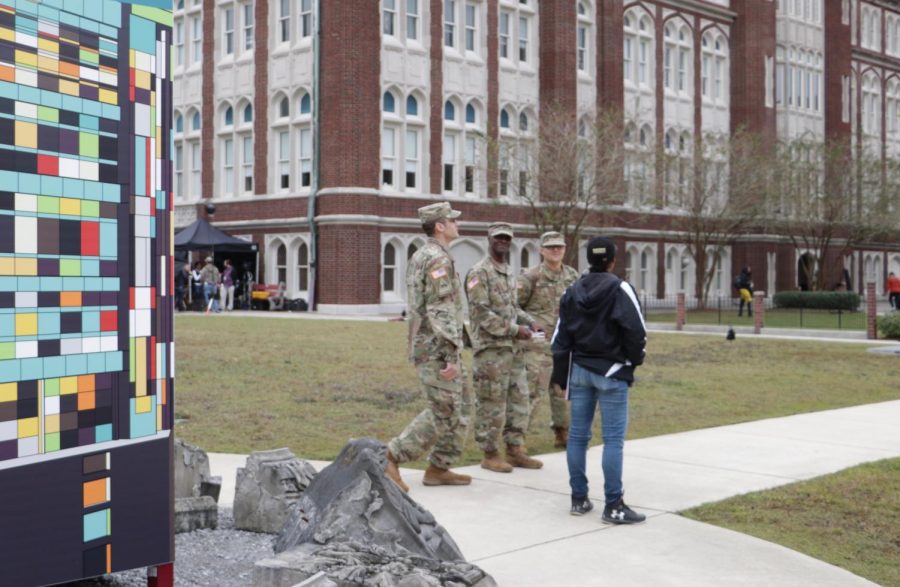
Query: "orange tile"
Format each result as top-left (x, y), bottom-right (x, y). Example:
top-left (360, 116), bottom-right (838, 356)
top-left (83, 478), bottom-right (108, 508)
top-left (77, 374), bottom-right (95, 392)
top-left (77, 391), bottom-right (95, 411)
top-left (58, 60), bottom-right (79, 79)
top-left (60, 291), bottom-right (82, 307)
top-left (106, 544), bottom-right (111, 574)
top-left (0, 64), bottom-right (13, 82)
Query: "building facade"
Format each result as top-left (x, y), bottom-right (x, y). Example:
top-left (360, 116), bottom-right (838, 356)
top-left (173, 0), bottom-right (900, 313)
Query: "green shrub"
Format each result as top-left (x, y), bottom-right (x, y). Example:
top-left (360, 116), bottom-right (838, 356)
top-left (878, 313), bottom-right (900, 339)
top-left (773, 291), bottom-right (861, 311)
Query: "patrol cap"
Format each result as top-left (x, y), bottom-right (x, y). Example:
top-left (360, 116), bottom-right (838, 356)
top-left (418, 201), bottom-right (461, 223)
top-left (540, 231), bottom-right (566, 247)
top-left (204, 256), bottom-right (213, 263)
top-left (586, 236), bottom-right (616, 267)
top-left (488, 222), bottom-right (514, 238)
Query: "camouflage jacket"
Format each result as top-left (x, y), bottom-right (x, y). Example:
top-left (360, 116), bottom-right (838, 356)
top-left (517, 262), bottom-right (579, 353)
top-left (465, 256), bottom-right (535, 352)
top-left (406, 238), bottom-right (466, 365)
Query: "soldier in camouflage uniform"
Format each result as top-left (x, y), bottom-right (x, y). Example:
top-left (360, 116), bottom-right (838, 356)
top-left (517, 231), bottom-right (579, 448)
top-left (466, 222), bottom-right (545, 472)
top-left (385, 202), bottom-right (473, 491)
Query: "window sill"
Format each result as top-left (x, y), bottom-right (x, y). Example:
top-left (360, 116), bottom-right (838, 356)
top-left (464, 52), bottom-right (485, 66)
top-left (444, 50), bottom-right (464, 63)
top-left (217, 56), bottom-right (235, 68)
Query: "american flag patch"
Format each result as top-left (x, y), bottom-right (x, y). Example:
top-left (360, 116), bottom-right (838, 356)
top-left (467, 276), bottom-right (480, 290)
top-left (431, 268), bottom-right (447, 279)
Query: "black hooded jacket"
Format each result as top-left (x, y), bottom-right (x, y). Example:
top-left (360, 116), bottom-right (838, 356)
top-left (551, 271), bottom-right (647, 388)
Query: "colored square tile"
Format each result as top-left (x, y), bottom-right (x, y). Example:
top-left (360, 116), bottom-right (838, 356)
top-left (15, 313), bottom-right (38, 336)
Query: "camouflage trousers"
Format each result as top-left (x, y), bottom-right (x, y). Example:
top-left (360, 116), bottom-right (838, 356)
top-left (472, 347), bottom-right (530, 453)
top-left (524, 349), bottom-right (570, 430)
top-left (388, 360), bottom-right (473, 470)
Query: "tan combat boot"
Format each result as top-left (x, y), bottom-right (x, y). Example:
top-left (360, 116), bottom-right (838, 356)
top-left (553, 427), bottom-right (569, 449)
top-left (423, 464), bottom-right (472, 486)
top-left (481, 451), bottom-right (514, 473)
top-left (385, 450), bottom-right (410, 492)
top-left (506, 445), bottom-right (544, 469)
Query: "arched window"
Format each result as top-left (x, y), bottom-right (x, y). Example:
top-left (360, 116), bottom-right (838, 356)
top-left (299, 93), bottom-right (311, 115)
top-left (466, 103), bottom-right (476, 124)
top-left (276, 243), bottom-right (287, 284)
top-left (519, 112), bottom-right (529, 132)
top-left (384, 92), bottom-right (425, 192)
top-left (383, 243), bottom-right (397, 292)
top-left (444, 100), bottom-right (456, 121)
top-left (407, 243), bottom-right (419, 259)
top-left (223, 106), bottom-right (233, 126)
top-left (297, 242), bottom-right (309, 291)
top-left (243, 104), bottom-right (253, 123)
top-left (501, 108), bottom-right (511, 129)
top-left (279, 97), bottom-right (289, 118)
top-left (406, 95), bottom-right (418, 117)
top-left (383, 91), bottom-right (396, 113)
top-left (175, 114), bottom-right (183, 133)
top-left (640, 250), bottom-right (649, 291)
top-left (520, 247), bottom-right (530, 269)
top-left (191, 111), bottom-right (201, 130)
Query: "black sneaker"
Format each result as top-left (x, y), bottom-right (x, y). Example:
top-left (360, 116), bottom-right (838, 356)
top-left (602, 499), bottom-right (646, 524)
top-left (570, 496), bottom-right (594, 516)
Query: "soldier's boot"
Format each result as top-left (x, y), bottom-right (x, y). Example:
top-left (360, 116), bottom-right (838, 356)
top-left (481, 451), bottom-right (514, 473)
top-left (505, 445), bottom-right (544, 469)
top-left (423, 464), bottom-right (472, 486)
top-left (553, 427), bottom-right (569, 449)
top-left (385, 450), bottom-right (410, 493)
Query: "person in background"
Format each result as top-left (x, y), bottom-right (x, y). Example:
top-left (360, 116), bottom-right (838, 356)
top-left (220, 259), bottom-right (236, 311)
top-left (174, 263), bottom-right (190, 312)
top-left (191, 262), bottom-right (204, 311)
top-left (734, 266), bottom-right (753, 317)
top-left (200, 256), bottom-right (221, 313)
top-left (887, 272), bottom-right (900, 311)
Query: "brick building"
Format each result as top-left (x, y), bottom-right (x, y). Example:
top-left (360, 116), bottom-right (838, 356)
top-left (172, 0), bottom-right (900, 313)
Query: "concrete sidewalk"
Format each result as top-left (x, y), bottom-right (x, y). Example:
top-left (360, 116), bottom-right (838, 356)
top-left (209, 400), bottom-right (900, 586)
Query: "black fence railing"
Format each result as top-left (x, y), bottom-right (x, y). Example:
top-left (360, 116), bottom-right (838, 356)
top-left (640, 294), bottom-right (866, 331)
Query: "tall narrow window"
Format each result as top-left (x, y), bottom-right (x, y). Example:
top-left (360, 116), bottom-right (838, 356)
top-left (775, 47), bottom-right (784, 105)
top-left (678, 48), bottom-right (687, 91)
top-left (299, 128), bottom-right (312, 187)
top-left (175, 20), bottom-right (184, 66)
top-left (191, 142), bottom-right (201, 195)
top-left (278, 131), bottom-right (290, 190)
top-left (383, 243), bottom-right (396, 292)
top-left (242, 136), bottom-right (253, 193)
top-left (444, 0), bottom-right (456, 47)
top-left (407, 0), bottom-right (419, 40)
top-left (298, 243), bottom-right (309, 290)
top-left (243, 4), bottom-right (254, 51)
top-left (499, 12), bottom-right (510, 58)
top-left (382, 127), bottom-right (396, 187)
top-left (623, 37), bottom-right (633, 83)
top-left (701, 51), bottom-right (710, 97)
top-left (383, 0), bottom-right (396, 36)
top-left (638, 38), bottom-right (648, 84)
top-left (713, 56), bottom-right (723, 100)
top-left (465, 3), bottom-right (477, 52)
top-left (300, 0), bottom-right (313, 38)
top-left (443, 134), bottom-right (456, 191)
top-left (222, 138), bottom-right (234, 195)
top-left (223, 7), bottom-right (234, 55)
top-left (518, 16), bottom-right (529, 62)
top-left (279, 0), bottom-right (291, 43)
top-left (577, 26), bottom-right (587, 71)
top-left (464, 136), bottom-right (476, 193)
top-left (175, 144), bottom-right (184, 199)
top-left (405, 129), bottom-right (419, 189)
top-left (276, 244), bottom-right (287, 285)
top-left (191, 16), bottom-right (202, 63)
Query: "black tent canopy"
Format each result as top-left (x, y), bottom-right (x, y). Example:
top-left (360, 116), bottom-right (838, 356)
top-left (174, 218), bottom-right (258, 252)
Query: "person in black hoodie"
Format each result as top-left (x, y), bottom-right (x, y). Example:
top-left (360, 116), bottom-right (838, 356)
top-left (551, 236), bottom-right (647, 524)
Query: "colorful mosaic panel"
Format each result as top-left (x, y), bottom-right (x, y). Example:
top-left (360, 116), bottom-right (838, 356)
top-left (0, 0), bottom-right (172, 584)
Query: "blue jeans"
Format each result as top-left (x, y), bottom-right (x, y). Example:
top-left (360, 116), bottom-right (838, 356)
top-left (203, 283), bottom-right (220, 312)
top-left (566, 363), bottom-right (630, 505)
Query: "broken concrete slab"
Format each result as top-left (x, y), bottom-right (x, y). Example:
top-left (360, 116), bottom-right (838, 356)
top-left (234, 448), bottom-right (317, 534)
top-left (174, 496), bottom-right (218, 534)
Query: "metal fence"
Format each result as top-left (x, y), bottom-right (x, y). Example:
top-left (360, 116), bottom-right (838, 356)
top-left (640, 294), bottom-right (867, 331)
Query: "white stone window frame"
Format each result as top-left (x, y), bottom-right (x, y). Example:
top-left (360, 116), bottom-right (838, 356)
top-left (625, 242), bottom-right (658, 297)
top-left (173, 17), bottom-right (186, 68)
top-left (241, 2), bottom-right (254, 53)
top-left (271, 92), bottom-right (293, 193)
top-left (700, 30), bottom-right (728, 107)
top-left (382, 87), bottom-right (427, 195)
top-left (576, 1), bottom-right (593, 78)
top-left (861, 72), bottom-right (882, 138)
top-left (499, 0), bottom-right (535, 71)
top-left (217, 101), bottom-right (246, 198)
top-left (265, 234), bottom-right (311, 299)
top-left (175, 1), bottom-right (203, 70)
top-left (234, 100), bottom-right (254, 195)
top-left (190, 11), bottom-right (203, 66)
top-left (293, 88), bottom-right (314, 191)
top-left (664, 243), bottom-right (696, 297)
top-left (220, 3), bottom-right (236, 60)
top-left (379, 234), bottom-right (428, 303)
top-left (704, 245), bottom-right (731, 298)
top-left (497, 103), bottom-right (535, 201)
top-left (444, 96), bottom-right (486, 198)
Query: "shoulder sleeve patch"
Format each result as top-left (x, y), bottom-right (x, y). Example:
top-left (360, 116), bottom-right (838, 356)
top-left (467, 275), bottom-right (480, 290)
top-left (431, 267), bottom-right (447, 279)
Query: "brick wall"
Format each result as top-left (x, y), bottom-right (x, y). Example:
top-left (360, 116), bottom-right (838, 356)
top-left (253, 0), bottom-right (269, 195)
top-left (729, 0), bottom-right (776, 140)
top-left (201, 0), bottom-right (215, 199)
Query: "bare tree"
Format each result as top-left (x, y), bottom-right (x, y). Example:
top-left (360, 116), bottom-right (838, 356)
top-left (766, 138), bottom-right (900, 291)
top-left (659, 131), bottom-right (771, 306)
top-left (493, 104), bottom-right (628, 264)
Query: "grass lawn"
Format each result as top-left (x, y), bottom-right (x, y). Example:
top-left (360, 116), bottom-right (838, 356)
top-left (682, 458), bottom-right (900, 587)
top-left (173, 315), bottom-right (900, 466)
top-left (646, 309), bottom-right (867, 330)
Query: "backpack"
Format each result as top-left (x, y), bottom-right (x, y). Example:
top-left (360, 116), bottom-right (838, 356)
top-left (733, 274), bottom-right (743, 290)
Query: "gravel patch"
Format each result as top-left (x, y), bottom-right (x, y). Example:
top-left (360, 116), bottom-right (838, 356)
top-left (61, 508), bottom-right (276, 587)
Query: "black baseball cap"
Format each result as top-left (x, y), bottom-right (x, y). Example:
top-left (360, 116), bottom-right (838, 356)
top-left (586, 237), bottom-right (616, 268)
